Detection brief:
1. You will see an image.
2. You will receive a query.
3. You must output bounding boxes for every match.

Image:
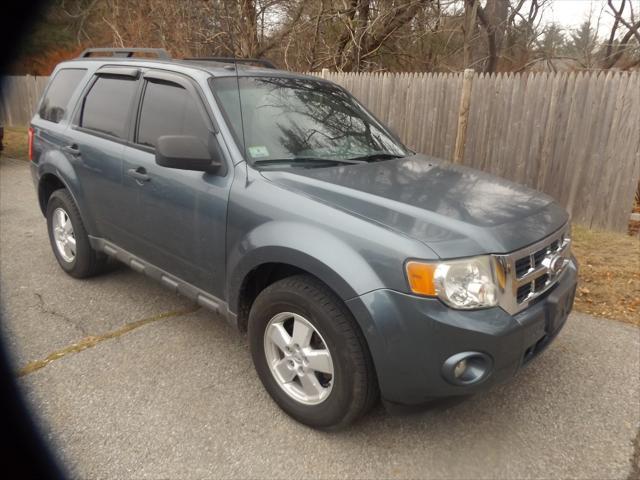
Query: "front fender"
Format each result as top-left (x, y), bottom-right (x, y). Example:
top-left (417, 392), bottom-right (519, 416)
top-left (227, 221), bottom-right (385, 314)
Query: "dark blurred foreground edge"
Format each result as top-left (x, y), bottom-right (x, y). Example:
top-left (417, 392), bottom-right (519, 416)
top-left (1, 0), bottom-right (66, 477)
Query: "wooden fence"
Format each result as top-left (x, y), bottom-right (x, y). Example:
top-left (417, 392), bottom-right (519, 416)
top-left (2, 71), bottom-right (639, 232)
top-left (0, 75), bottom-right (49, 126)
top-left (312, 70), bottom-right (640, 232)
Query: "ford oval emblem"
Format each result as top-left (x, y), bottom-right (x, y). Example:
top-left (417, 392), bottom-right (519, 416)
top-left (547, 255), bottom-right (565, 276)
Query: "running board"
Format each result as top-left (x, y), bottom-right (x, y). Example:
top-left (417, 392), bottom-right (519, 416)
top-left (89, 236), bottom-right (237, 328)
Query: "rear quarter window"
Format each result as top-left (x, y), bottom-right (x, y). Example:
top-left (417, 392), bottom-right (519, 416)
top-left (79, 76), bottom-right (138, 139)
top-left (38, 68), bottom-right (86, 123)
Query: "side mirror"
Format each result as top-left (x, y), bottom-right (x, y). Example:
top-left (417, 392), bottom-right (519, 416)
top-left (155, 135), bottom-right (223, 173)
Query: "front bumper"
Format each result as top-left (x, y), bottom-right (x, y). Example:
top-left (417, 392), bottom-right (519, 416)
top-left (346, 258), bottom-right (578, 406)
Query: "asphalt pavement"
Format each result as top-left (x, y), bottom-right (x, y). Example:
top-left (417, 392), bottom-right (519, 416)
top-left (1, 156), bottom-right (639, 479)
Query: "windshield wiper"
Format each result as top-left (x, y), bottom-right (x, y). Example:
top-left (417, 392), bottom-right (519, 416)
top-left (347, 152), bottom-right (404, 162)
top-left (253, 157), bottom-right (365, 167)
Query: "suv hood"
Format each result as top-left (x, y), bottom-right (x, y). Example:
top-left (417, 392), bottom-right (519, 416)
top-left (259, 154), bottom-right (568, 258)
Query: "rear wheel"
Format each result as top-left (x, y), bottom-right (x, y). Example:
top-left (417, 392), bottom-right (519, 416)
top-left (248, 274), bottom-right (378, 429)
top-left (46, 189), bottom-right (107, 278)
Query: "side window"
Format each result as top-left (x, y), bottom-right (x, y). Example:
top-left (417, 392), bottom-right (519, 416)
top-left (38, 69), bottom-right (86, 123)
top-left (137, 80), bottom-right (210, 148)
top-left (80, 76), bottom-right (138, 139)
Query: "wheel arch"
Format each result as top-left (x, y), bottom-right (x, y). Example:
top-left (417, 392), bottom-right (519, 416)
top-left (36, 163), bottom-right (95, 234)
top-left (37, 172), bottom-right (67, 215)
top-left (231, 251), bottom-right (361, 333)
top-left (227, 220), bottom-right (389, 329)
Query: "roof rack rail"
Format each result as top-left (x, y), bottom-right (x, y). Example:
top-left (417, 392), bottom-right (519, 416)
top-left (79, 48), bottom-right (171, 59)
top-left (182, 57), bottom-right (276, 69)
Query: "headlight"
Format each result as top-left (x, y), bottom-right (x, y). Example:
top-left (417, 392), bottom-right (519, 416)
top-left (405, 256), bottom-right (499, 309)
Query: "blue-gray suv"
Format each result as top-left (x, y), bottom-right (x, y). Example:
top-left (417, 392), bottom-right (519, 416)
top-left (30, 48), bottom-right (577, 429)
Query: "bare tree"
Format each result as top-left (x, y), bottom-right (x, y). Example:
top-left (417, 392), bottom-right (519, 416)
top-left (17, 0), bottom-right (640, 75)
top-left (603, 0), bottom-right (640, 68)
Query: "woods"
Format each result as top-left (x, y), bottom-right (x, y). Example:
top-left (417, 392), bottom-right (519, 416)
top-left (11, 0), bottom-right (640, 75)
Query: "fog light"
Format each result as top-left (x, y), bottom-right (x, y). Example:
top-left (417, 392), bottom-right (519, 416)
top-left (442, 352), bottom-right (493, 386)
top-left (453, 359), bottom-right (468, 379)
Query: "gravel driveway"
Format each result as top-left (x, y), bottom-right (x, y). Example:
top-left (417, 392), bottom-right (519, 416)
top-left (1, 156), bottom-right (639, 479)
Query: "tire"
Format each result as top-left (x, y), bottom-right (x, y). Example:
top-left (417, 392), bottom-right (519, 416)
top-left (248, 274), bottom-right (378, 430)
top-left (46, 189), bottom-right (107, 278)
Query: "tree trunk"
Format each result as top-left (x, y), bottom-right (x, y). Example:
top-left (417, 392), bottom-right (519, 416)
top-left (472, 0), bottom-right (508, 72)
top-left (238, 0), bottom-right (259, 57)
top-left (463, 0), bottom-right (478, 68)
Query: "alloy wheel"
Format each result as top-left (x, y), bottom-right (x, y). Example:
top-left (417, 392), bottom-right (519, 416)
top-left (263, 312), bottom-right (334, 405)
top-left (52, 207), bottom-right (76, 262)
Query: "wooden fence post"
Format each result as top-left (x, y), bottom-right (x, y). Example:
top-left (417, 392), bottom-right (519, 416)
top-left (321, 68), bottom-right (329, 79)
top-left (452, 68), bottom-right (475, 164)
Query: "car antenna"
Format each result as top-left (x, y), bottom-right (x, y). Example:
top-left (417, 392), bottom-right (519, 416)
top-left (223, 3), bottom-right (247, 168)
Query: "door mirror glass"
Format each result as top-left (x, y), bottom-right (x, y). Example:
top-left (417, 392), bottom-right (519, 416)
top-left (155, 135), bottom-right (222, 172)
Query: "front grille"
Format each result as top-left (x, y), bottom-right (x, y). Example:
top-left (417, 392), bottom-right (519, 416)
top-left (534, 273), bottom-right (549, 291)
top-left (494, 225), bottom-right (572, 315)
top-left (517, 283), bottom-right (532, 302)
top-left (517, 273), bottom-right (549, 303)
top-left (512, 230), bottom-right (569, 305)
top-left (514, 244), bottom-right (556, 279)
top-left (515, 257), bottom-right (531, 277)
top-left (532, 248), bottom-right (547, 268)
top-left (515, 245), bottom-right (562, 280)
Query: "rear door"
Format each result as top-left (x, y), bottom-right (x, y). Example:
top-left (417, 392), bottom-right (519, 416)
top-left (69, 68), bottom-right (141, 247)
top-left (120, 70), bottom-right (232, 295)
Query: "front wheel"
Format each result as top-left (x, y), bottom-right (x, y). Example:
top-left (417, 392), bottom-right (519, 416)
top-left (248, 274), bottom-right (378, 429)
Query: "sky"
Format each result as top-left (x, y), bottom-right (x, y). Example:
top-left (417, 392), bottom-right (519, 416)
top-left (536, 0), bottom-right (635, 34)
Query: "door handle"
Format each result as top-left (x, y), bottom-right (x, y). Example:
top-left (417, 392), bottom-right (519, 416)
top-left (63, 144), bottom-right (81, 156)
top-left (127, 167), bottom-right (151, 183)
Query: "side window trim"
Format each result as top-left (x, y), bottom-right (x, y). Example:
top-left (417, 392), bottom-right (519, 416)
top-left (96, 66), bottom-right (140, 78)
top-left (134, 72), bottom-right (216, 149)
top-left (144, 70), bottom-right (218, 132)
top-left (71, 72), bottom-right (142, 145)
top-left (143, 70), bottom-right (192, 91)
top-left (132, 79), bottom-right (152, 152)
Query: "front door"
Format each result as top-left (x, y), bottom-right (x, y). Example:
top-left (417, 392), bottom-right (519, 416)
top-left (121, 71), bottom-right (232, 296)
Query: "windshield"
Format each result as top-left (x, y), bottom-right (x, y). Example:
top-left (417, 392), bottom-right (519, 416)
top-left (210, 76), bottom-right (408, 166)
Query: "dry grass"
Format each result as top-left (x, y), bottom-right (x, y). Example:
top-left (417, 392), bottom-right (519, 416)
top-left (1, 126), bottom-right (29, 161)
top-left (572, 224), bottom-right (640, 326)
top-left (1, 126), bottom-right (637, 325)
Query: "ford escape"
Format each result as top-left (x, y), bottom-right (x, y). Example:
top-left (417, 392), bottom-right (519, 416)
top-left (29, 48), bottom-right (578, 429)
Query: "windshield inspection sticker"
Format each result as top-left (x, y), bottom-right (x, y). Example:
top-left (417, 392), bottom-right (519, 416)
top-left (248, 146), bottom-right (270, 158)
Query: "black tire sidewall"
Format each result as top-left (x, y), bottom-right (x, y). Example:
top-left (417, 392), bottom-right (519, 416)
top-left (249, 282), bottom-right (361, 429)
